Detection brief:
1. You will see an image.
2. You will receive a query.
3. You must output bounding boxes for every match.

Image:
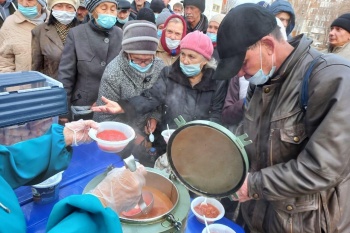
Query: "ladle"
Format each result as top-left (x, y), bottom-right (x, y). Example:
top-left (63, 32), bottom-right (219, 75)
top-left (120, 140), bottom-right (154, 218)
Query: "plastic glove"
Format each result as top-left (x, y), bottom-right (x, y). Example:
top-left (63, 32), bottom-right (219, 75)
top-left (64, 119), bottom-right (99, 146)
top-left (89, 166), bottom-right (147, 213)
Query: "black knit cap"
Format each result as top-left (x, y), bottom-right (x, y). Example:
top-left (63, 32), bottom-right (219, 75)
top-left (183, 0), bottom-right (205, 13)
top-left (213, 3), bottom-right (277, 80)
top-left (137, 7), bottom-right (156, 24)
top-left (331, 13), bottom-right (350, 33)
top-left (150, 0), bottom-right (165, 13)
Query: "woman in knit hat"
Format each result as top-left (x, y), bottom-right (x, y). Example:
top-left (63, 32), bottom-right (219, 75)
top-left (32, 0), bottom-right (80, 80)
top-left (92, 31), bottom-right (227, 159)
top-left (94, 20), bottom-right (165, 166)
top-left (156, 14), bottom-right (187, 65)
top-left (58, 0), bottom-right (123, 124)
top-left (207, 13), bottom-right (225, 61)
top-left (327, 13), bottom-right (350, 60)
top-left (0, 0), bottom-right (48, 72)
top-left (155, 8), bottom-right (171, 37)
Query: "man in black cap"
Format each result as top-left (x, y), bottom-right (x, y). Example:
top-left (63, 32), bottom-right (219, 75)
top-left (327, 13), bottom-right (350, 60)
top-left (183, 0), bottom-right (208, 34)
top-left (116, 0), bottom-right (135, 29)
top-left (214, 3), bottom-right (350, 232)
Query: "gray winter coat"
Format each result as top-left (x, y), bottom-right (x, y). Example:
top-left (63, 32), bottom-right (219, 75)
top-left (93, 51), bottom-right (165, 131)
top-left (241, 34), bottom-right (350, 233)
top-left (58, 20), bottom-right (123, 120)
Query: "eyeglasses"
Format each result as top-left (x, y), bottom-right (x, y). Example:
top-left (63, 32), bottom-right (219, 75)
top-left (129, 56), bottom-right (154, 65)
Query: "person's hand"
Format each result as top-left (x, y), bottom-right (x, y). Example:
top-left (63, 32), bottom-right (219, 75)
top-left (59, 117), bottom-right (69, 126)
top-left (91, 96), bottom-right (125, 114)
top-left (144, 118), bottom-right (157, 135)
top-left (64, 119), bottom-right (99, 146)
top-left (90, 166), bottom-right (147, 213)
top-left (231, 173), bottom-right (251, 202)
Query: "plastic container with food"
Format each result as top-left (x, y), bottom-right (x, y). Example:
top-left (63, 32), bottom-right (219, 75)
top-left (88, 121), bottom-right (135, 153)
top-left (31, 172), bottom-right (63, 204)
top-left (191, 196), bottom-right (225, 224)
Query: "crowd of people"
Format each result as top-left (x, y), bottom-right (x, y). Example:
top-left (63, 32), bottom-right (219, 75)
top-left (1, 0), bottom-right (350, 232)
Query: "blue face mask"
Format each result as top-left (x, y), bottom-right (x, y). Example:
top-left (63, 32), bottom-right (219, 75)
top-left (96, 14), bottom-right (117, 29)
top-left (206, 33), bottom-right (217, 43)
top-left (180, 62), bottom-right (202, 77)
top-left (18, 4), bottom-right (38, 19)
top-left (157, 29), bottom-right (162, 38)
top-left (129, 60), bottom-right (153, 73)
top-left (248, 44), bottom-right (276, 85)
top-left (154, 13), bottom-right (159, 19)
top-left (117, 16), bottom-right (128, 24)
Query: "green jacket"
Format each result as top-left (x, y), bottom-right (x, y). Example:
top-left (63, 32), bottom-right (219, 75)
top-left (0, 124), bottom-right (122, 233)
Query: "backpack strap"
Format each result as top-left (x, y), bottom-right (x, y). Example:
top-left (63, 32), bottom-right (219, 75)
top-left (299, 56), bottom-right (322, 112)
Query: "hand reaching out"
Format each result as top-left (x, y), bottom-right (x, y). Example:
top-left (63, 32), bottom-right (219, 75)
top-left (91, 96), bottom-right (125, 114)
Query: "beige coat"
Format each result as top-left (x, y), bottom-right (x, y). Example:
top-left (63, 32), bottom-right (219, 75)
top-left (155, 42), bottom-right (179, 66)
top-left (0, 11), bottom-right (47, 73)
top-left (329, 41), bottom-right (350, 60)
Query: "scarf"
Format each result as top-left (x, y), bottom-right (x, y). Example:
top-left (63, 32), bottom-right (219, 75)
top-left (54, 20), bottom-right (74, 44)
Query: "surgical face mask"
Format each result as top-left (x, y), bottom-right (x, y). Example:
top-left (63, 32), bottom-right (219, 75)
top-left (206, 32), bottom-right (217, 43)
top-left (96, 14), bottom-right (116, 29)
top-left (165, 37), bottom-right (180, 50)
top-left (180, 62), bottom-right (201, 77)
top-left (52, 9), bottom-right (76, 25)
top-left (248, 44), bottom-right (276, 85)
top-left (18, 4), bottom-right (38, 19)
top-left (129, 60), bottom-right (153, 73)
top-left (157, 29), bottom-right (162, 38)
top-left (117, 16), bottom-right (128, 24)
top-left (154, 13), bottom-right (159, 19)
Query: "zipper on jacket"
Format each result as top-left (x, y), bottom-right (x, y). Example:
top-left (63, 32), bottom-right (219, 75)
top-left (288, 214), bottom-right (293, 233)
top-left (0, 202), bottom-right (10, 213)
top-left (269, 129), bottom-right (274, 166)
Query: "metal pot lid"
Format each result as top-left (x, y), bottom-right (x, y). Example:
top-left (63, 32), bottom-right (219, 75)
top-left (167, 117), bottom-right (252, 198)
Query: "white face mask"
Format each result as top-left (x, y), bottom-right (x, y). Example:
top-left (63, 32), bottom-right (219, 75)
top-left (165, 37), bottom-right (181, 50)
top-left (52, 9), bottom-right (76, 25)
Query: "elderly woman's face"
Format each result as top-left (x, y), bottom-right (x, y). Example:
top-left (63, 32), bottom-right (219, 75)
top-left (329, 26), bottom-right (350, 47)
top-left (180, 48), bottom-right (207, 67)
top-left (165, 21), bottom-right (183, 40)
top-left (53, 3), bottom-right (76, 12)
top-left (207, 21), bottom-right (219, 34)
top-left (18, 0), bottom-right (41, 12)
top-left (92, 2), bottom-right (117, 18)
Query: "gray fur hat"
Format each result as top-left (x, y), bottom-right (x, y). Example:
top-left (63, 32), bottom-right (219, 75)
top-left (122, 20), bottom-right (159, 55)
top-left (85, 0), bottom-right (117, 13)
top-left (156, 8), bottom-right (172, 27)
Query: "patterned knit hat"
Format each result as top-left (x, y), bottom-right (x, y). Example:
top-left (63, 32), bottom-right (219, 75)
top-left (180, 30), bottom-right (213, 60)
top-left (85, 0), bottom-right (117, 13)
top-left (122, 20), bottom-right (159, 54)
top-left (48, 0), bottom-right (79, 10)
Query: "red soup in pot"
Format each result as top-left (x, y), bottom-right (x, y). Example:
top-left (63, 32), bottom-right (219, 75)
top-left (97, 130), bottom-right (127, 141)
top-left (194, 203), bottom-right (220, 218)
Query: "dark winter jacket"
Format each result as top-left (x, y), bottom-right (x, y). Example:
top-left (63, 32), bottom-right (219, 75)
top-left (119, 59), bottom-right (227, 131)
top-left (130, 0), bottom-right (150, 17)
top-left (58, 20), bottom-right (123, 120)
top-left (241, 34), bottom-right (350, 232)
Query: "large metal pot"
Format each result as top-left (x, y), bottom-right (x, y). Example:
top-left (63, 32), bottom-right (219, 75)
top-left (83, 167), bottom-right (190, 233)
top-left (167, 116), bottom-right (252, 198)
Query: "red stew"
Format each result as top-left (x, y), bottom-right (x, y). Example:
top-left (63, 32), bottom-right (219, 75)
top-left (194, 203), bottom-right (220, 218)
top-left (97, 130), bottom-right (127, 141)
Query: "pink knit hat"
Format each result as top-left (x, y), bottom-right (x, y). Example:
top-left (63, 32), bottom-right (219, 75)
top-left (180, 31), bottom-right (214, 60)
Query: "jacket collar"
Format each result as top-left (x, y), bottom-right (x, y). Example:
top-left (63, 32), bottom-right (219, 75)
top-left (45, 23), bottom-right (64, 50)
top-left (168, 59), bottom-right (217, 91)
top-left (13, 9), bottom-right (48, 24)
